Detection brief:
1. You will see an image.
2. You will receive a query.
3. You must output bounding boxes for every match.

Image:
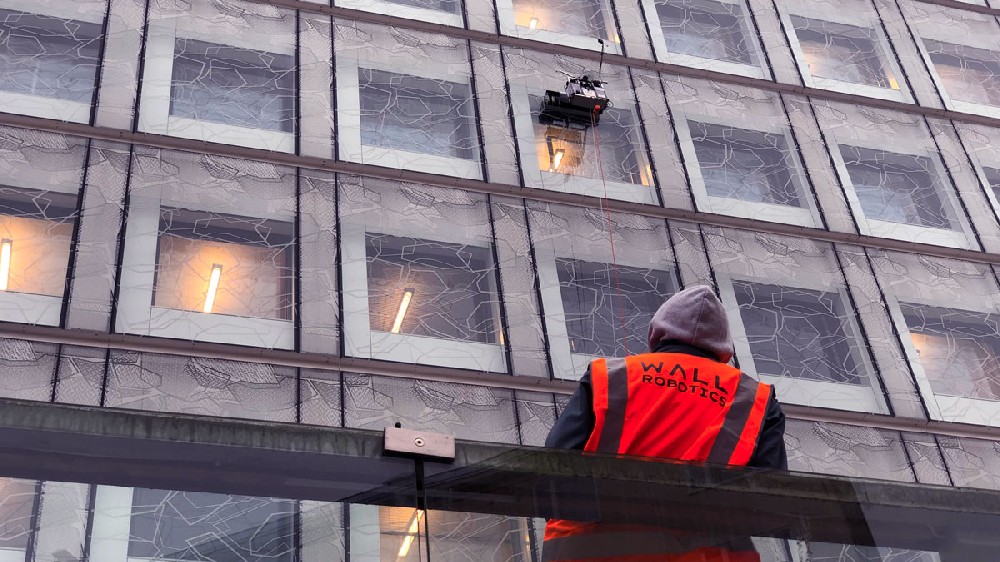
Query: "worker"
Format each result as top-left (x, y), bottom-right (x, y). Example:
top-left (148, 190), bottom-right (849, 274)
top-left (542, 285), bottom-right (787, 562)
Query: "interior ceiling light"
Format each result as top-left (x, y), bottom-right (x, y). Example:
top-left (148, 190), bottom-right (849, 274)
top-left (203, 263), bottom-right (223, 313)
top-left (391, 288), bottom-right (415, 334)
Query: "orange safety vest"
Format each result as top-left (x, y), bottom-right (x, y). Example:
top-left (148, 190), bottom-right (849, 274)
top-left (543, 352), bottom-right (774, 562)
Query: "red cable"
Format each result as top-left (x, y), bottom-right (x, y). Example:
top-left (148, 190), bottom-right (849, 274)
top-left (591, 107), bottom-right (630, 357)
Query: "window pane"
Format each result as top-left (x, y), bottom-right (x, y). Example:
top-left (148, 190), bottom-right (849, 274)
top-left (170, 38), bottom-right (296, 133)
top-left (365, 233), bottom-right (498, 344)
top-left (128, 489), bottom-right (295, 562)
top-left (531, 95), bottom-right (650, 185)
top-left (838, 145), bottom-right (954, 229)
top-left (153, 208), bottom-right (294, 321)
top-left (512, 0), bottom-right (608, 37)
top-left (791, 15), bottom-right (897, 89)
top-left (734, 281), bottom-right (865, 385)
top-left (925, 39), bottom-right (1000, 108)
top-left (688, 121), bottom-right (802, 207)
top-left (0, 478), bottom-right (35, 552)
top-left (0, 9), bottom-right (101, 103)
top-left (0, 185), bottom-right (76, 298)
top-left (983, 166), bottom-right (1000, 204)
top-left (359, 68), bottom-right (477, 160)
top-left (656, 0), bottom-right (754, 65)
top-left (557, 258), bottom-right (676, 357)
top-left (902, 304), bottom-right (1000, 402)
top-left (386, 0), bottom-right (461, 14)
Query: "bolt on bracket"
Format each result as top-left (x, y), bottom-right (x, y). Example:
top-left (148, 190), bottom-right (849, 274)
top-left (384, 425), bottom-right (456, 462)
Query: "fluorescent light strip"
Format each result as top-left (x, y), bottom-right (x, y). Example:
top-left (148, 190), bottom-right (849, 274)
top-left (0, 239), bottom-right (10, 291)
top-left (552, 148), bottom-right (565, 171)
top-left (397, 509), bottom-right (424, 558)
top-left (203, 264), bottom-right (223, 314)
top-left (390, 288), bottom-right (415, 334)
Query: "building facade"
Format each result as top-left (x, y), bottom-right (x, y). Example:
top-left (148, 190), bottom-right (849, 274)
top-left (0, 0), bottom-right (1000, 559)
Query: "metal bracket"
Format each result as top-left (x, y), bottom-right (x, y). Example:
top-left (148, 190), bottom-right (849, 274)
top-left (384, 425), bottom-right (456, 462)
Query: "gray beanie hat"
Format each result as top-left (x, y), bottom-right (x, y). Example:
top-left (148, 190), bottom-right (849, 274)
top-left (647, 285), bottom-right (734, 362)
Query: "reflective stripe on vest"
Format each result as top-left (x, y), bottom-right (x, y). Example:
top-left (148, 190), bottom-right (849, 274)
top-left (542, 528), bottom-right (760, 561)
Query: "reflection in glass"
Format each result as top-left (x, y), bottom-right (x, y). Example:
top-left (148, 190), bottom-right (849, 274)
top-left (359, 68), bottom-right (477, 160)
top-left (982, 165), bottom-right (1000, 205)
top-left (839, 145), bottom-right (955, 229)
top-left (385, 0), bottom-right (460, 14)
top-left (531, 96), bottom-right (651, 185)
top-left (0, 186), bottom-right (76, 298)
top-left (902, 303), bottom-right (1000, 402)
top-left (170, 38), bottom-right (296, 133)
top-left (688, 121), bottom-right (803, 207)
top-left (365, 233), bottom-right (499, 344)
top-left (129, 489), bottom-right (295, 562)
top-left (791, 16), bottom-right (898, 89)
top-left (656, 0), bottom-right (755, 64)
top-left (734, 281), bottom-right (866, 384)
top-left (0, 9), bottom-right (102, 103)
top-left (926, 39), bottom-right (1000, 108)
top-left (512, 0), bottom-right (609, 38)
top-left (153, 208), bottom-right (294, 321)
top-left (558, 258), bottom-right (676, 357)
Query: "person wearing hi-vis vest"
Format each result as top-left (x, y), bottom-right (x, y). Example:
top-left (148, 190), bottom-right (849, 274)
top-left (543, 285), bottom-right (787, 562)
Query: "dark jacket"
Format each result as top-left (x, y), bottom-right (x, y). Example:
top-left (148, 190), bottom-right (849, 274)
top-left (546, 342), bottom-right (788, 469)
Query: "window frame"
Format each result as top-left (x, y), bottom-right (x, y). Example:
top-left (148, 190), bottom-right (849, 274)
top-left (884, 293), bottom-right (1000, 426)
top-left (495, 0), bottom-right (623, 54)
top-left (640, 0), bottom-right (768, 79)
top-left (829, 136), bottom-right (973, 249)
top-left (116, 196), bottom-right (295, 350)
top-left (717, 271), bottom-right (887, 414)
top-left (775, 4), bottom-right (909, 103)
top-left (340, 221), bottom-right (506, 373)
top-left (334, 0), bottom-right (464, 27)
top-left (508, 80), bottom-right (658, 205)
top-left (0, 0), bottom-right (104, 123)
top-left (673, 112), bottom-right (822, 227)
top-left (137, 22), bottom-right (296, 153)
top-left (335, 54), bottom-right (483, 180)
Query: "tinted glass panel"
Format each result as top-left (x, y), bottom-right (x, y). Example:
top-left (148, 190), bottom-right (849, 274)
top-left (656, 0), bottom-right (754, 64)
top-left (791, 15), bottom-right (896, 89)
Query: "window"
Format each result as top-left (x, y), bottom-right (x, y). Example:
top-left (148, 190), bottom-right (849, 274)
top-left (497, 0), bottom-right (621, 53)
top-left (0, 478), bottom-right (35, 562)
top-left (335, 27), bottom-right (481, 179)
top-left (91, 487), bottom-right (295, 562)
top-left (169, 38), bottom-right (295, 134)
top-left (138, 2), bottom-right (296, 152)
top-left (643, 0), bottom-right (766, 78)
top-left (358, 69), bottom-right (476, 161)
top-left (833, 143), bottom-right (970, 247)
top-left (334, 0), bottom-right (463, 27)
top-left (558, 258), bottom-right (676, 357)
top-left (341, 224), bottom-right (505, 372)
top-left (783, 12), bottom-right (904, 101)
top-left (924, 40), bottom-right (1000, 116)
top-left (674, 117), bottom-right (819, 227)
top-left (0, 185), bottom-right (77, 326)
top-left (153, 208), bottom-right (294, 322)
top-left (982, 166), bottom-right (1000, 204)
top-left (0, 7), bottom-right (102, 122)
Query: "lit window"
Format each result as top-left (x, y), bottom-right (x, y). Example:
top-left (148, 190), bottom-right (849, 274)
top-left (790, 16), bottom-right (901, 94)
top-left (644, 0), bottom-right (765, 78)
top-left (674, 117), bottom-right (819, 227)
top-left (359, 69), bottom-right (477, 161)
top-left (838, 145), bottom-right (956, 230)
top-left (733, 281), bottom-right (866, 385)
top-left (925, 39), bottom-right (1000, 114)
top-left (499, 0), bottom-right (621, 53)
top-left (0, 8), bottom-right (102, 122)
top-left (153, 208), bottom-right (294, 321)
top-left (365, 233), bottom-right (498, 345)
top-left (557, 259), bottom-right (677, 358)
top-left (902, 304), bottom-right (1000, 403)
top-left (169, 38), bottom-right (295, 134)
top-left (0, 185), bottom-right (76, 326)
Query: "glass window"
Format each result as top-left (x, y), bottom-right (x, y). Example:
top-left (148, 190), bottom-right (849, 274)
top-left (733, 281), bottom-right (865, 385)
top-left (169, 38), bottom-right (295, 134)
top-left (925, 40), bottom-right (1000, 110)
top-left (982, 165), bottom-right (1000, 204)
top-left (557, 258), bottom-right (677, 358)
top-left (365, 233), bottom-right (498, 345)
top-left (643, 0), bottom-right (766, 78)
top-left (335, 0), bottom-right (463, 26)
top-left (0, 7), bottom-right (102, 122)
top-left (838, 145), bottom-right (954, 230)
top-left (153, 208), bottom-right (294, 322)
top-left (902, 304), bottom-right (1000, 403)
top-left (359, 69), bottom-right (476, 161)
top-left (497, 0), bottom-right (621, 53)
top-left (0, 478), bottom-right (35, 556)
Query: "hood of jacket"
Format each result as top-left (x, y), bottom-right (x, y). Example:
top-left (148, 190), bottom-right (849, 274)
top-left (647, 286), bottom-right (734, 363)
